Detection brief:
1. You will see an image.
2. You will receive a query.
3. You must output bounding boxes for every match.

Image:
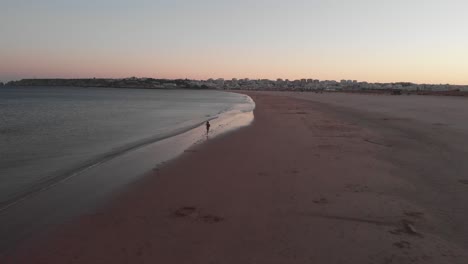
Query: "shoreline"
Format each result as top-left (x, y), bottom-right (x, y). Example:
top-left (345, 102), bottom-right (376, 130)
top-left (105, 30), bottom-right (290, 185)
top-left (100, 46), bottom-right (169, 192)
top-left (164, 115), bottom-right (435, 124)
top-left (0, 98), bottom-right (252, 211)
top-left (3, 92), bottom-right (468, 263)
top-left (0, 88), bottom-right (253, 212)
top-left (0, 119), bottom-right (215, 212)
top-left (0, 93), bottom-right (254, 253)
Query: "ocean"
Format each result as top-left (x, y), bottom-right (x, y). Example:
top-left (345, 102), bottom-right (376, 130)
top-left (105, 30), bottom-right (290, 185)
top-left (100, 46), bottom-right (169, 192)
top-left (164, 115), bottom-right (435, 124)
top-left (0, 86), bottom-right (254, 209)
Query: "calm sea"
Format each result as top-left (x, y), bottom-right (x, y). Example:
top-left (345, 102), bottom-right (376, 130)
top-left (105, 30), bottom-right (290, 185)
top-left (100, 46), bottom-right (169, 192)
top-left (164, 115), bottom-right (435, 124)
top-left (0, 86), bottom-right (252, 207)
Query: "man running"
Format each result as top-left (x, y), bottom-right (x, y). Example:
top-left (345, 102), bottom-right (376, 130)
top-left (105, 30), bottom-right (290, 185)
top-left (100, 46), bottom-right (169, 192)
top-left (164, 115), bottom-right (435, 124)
top-left (206, 121), bottom-right (211, 134)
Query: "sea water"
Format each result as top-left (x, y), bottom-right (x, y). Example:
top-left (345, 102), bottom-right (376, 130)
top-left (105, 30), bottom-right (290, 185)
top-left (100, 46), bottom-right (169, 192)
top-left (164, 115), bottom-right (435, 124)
top-left (0, 86), bottom-right (253, 208)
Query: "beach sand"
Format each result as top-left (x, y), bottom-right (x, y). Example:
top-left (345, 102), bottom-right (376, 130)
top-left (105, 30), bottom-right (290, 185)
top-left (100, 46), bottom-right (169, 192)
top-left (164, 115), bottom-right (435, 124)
top-left (3, 92), bottom-right (468, 263)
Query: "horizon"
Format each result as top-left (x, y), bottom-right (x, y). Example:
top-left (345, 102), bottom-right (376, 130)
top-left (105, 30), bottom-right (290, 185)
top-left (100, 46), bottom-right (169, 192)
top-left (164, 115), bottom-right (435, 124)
top-left (3, 77), bottom-right (468, 87)
top-left (2, 0), bottom-right (468, 85)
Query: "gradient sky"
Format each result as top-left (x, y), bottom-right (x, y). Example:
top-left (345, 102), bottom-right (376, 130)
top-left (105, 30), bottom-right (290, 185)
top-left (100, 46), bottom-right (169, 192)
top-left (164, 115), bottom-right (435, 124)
top-left (1, 0), bottom-right (468, 84)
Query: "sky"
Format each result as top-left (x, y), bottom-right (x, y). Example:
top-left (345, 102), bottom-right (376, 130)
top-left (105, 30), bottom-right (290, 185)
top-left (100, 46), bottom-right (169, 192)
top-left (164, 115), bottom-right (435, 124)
top-left (1, 0), bottom-right (468, 84)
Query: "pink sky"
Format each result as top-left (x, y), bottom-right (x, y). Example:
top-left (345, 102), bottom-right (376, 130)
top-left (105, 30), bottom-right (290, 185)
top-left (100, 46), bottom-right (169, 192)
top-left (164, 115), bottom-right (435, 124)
top-left (2, 0), bottom-right (468, 85)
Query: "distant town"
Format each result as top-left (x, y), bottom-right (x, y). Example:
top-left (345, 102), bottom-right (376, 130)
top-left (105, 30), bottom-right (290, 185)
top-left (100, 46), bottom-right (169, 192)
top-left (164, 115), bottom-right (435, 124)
top-left (2, 77), bottom-right (468, 95)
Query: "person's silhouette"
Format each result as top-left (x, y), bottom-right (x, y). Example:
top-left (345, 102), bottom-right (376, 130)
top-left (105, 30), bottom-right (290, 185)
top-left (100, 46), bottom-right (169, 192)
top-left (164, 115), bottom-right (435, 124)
top-left (206, 121), bottom-right (211, 134)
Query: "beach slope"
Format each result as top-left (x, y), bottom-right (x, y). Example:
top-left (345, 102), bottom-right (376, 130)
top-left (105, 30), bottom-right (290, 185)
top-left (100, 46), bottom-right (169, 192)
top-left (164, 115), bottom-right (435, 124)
top-left (3, 92), bottom-right (468, 264)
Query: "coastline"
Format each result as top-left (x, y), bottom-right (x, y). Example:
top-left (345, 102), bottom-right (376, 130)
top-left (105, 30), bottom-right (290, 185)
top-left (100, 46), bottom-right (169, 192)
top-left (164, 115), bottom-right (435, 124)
top-left (0, 90), bottom-right (253, 211)
top-left (0, 92), bottom-right (254, 253)
top-left (0, 87), bottom-right (253, 211)
top-left (3, 92), bottom-right (468, 263)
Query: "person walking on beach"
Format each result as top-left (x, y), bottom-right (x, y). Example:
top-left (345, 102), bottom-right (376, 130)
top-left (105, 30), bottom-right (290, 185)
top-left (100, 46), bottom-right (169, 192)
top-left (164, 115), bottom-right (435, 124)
top-left (206, 121), bottom-right (211, 134)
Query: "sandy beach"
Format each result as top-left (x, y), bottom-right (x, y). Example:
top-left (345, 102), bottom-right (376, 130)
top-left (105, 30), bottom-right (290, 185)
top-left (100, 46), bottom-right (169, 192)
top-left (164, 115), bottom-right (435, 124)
top-left (3, 91), bottom-right (468, 263)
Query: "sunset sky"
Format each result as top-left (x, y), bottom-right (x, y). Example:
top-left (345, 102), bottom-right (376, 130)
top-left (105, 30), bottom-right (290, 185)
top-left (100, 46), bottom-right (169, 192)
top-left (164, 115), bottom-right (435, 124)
top-left (1, 0), bottom-right (468, 84)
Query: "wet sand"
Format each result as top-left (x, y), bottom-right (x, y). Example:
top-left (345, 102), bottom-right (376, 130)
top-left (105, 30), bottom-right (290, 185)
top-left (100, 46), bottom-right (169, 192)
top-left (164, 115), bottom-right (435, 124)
top-left (3, 92), bottom-right (468, 263)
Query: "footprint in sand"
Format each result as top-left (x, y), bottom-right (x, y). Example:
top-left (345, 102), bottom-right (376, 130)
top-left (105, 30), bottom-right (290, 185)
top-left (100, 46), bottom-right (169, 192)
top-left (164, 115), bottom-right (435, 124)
top-left (393, 240), bottom-right (411, 249)
top-left (171, 206), bottom-right (224, 224)
top-left (172, 206), bottom-right (197, 218)
top-left (404, 211), bottom-right (424, 219)
top-left (389, 220), bottom-right (424, 238)
top-left (201, 215), bottom-right (224, 223)
top-left (313, 197), bottom-right (329, 204)
top-left (458, 179), bottom-right (468, 185)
